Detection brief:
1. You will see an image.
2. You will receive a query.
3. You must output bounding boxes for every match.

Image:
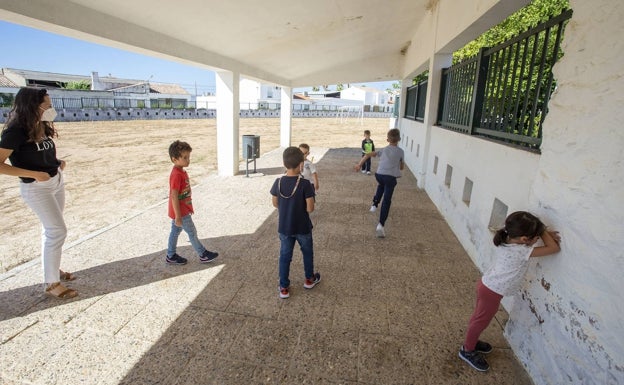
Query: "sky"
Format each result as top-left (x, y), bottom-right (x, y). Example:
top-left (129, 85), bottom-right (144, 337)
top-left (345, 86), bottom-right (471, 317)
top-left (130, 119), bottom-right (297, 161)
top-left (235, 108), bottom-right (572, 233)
top-left (1, 20), bottom-right (396, 95)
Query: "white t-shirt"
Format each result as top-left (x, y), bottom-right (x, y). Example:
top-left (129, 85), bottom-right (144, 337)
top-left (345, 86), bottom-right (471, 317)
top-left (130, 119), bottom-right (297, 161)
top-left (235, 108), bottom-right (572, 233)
top-left (301, 159), bottom-right (316, 186)
top-left (482, 243), bottom-right (534, 296)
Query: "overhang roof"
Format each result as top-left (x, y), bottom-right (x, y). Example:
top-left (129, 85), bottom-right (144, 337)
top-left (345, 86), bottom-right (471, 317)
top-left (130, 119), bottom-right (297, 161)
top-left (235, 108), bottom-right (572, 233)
top-left (0, 0), bottom-right (524, 88)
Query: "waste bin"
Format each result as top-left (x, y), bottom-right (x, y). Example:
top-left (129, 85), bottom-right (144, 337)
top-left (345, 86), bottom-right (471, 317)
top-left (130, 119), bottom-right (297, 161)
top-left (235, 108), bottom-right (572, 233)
top-left (242, 135), bottom-right (260, 177)
top-left (242, 135), bottom-right (260, 160)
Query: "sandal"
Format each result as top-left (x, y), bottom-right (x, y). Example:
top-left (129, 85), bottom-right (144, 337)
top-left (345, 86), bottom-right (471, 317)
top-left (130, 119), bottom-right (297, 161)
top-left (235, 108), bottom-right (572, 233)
top-left (59, 270), bottom-right (76, 281)
top-left (45, 282), bottom-right (78, 299)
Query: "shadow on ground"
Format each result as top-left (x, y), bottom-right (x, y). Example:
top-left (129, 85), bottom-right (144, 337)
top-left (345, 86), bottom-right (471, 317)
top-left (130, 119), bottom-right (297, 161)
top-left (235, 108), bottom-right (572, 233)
top-left (0, 148), bottom-right (534, 385)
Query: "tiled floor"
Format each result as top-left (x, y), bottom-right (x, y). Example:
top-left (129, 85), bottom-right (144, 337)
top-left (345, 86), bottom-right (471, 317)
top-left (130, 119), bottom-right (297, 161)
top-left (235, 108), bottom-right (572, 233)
top-left (0, 147), bottom-right (534, 385)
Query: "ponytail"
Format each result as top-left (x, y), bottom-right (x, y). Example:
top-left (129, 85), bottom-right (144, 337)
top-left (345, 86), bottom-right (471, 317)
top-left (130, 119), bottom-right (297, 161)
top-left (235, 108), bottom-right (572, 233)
top-left (493, 228), bottom-right (508, 246)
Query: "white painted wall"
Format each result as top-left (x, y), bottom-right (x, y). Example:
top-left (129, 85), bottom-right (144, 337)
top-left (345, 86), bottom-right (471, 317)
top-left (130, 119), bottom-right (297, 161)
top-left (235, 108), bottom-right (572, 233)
top-left (399, 1), bottom-right (624, 384)
top-left (505, 1), bottom-right (624, 384)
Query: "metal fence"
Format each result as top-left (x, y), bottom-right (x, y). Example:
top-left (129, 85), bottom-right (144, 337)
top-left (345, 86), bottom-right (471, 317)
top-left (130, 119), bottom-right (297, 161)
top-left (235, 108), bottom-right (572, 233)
top-left (42, 98), bottom-right (391, 113)
top-left (51, 97), bottom-right (178, 109)
top-left (438, 9), bottom-right (573, 151)
top-left (404, 79), bottom-right (428, 121)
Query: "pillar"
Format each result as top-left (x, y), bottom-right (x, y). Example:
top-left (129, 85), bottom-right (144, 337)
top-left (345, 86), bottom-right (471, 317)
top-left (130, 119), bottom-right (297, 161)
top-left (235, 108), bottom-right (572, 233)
top-left (215, 70), bottom-right (240, 176)
top-left (280, 86), bottom-right (292, 148)
top-left (418, 53), bottom-right (452, 189)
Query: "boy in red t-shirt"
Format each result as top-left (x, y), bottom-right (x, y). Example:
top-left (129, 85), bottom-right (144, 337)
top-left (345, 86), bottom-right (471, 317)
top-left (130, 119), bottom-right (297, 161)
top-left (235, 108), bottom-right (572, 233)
top-left (166, 140), bottom-right (218, 264)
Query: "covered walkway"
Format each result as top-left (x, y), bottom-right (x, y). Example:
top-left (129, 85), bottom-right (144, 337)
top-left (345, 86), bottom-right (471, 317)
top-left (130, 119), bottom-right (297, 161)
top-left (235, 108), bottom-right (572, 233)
top-left (0, 147), bottom-right (532, 384)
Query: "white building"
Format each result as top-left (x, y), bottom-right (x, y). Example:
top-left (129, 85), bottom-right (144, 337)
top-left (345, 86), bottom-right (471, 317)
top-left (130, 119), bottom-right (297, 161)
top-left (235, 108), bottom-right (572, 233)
top-left (340, 85), bottom-right (390, 107)
top-left (198, 78), bottom-right (386, 111)
top-left (0, 68), bottom-right (191, 108)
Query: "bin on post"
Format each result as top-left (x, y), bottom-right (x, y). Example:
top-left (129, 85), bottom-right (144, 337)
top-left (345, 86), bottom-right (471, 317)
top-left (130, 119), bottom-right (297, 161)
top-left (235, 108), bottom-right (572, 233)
top-left (242, 135), bottom-right (260, 177)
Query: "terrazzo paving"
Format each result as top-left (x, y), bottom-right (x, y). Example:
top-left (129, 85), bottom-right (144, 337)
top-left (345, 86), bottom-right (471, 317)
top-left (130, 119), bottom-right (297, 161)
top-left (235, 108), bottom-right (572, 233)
top-left (0, 147), bottom-right (534, 385)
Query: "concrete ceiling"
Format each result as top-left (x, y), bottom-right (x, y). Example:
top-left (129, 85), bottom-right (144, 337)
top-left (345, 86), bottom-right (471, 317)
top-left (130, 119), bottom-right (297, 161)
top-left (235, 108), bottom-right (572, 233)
top-left (0, 0), bottom-right (437, 87)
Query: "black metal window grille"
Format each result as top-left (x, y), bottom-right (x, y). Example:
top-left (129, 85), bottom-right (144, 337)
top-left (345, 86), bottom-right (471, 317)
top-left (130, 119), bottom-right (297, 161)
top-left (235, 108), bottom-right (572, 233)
top-left (438, 9), bottom-right (572, 151)
top-left (404, 86), bottom-right (417, 119)
top-left (404, 79), bottom-right (428, 121)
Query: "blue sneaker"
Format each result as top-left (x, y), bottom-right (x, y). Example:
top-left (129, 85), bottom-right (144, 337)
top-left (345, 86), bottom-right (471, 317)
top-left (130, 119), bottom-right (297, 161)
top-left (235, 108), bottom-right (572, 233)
top-left (303, 272), bottom-right (321, 289)
top-left (475, 340), bottom-right (493, 354)
top-left (166, 254), bottom-right (188, 265)
top-left (200, 250), bottom-right (219, 263)
top-left (459, 346), bottom-right (490, 372)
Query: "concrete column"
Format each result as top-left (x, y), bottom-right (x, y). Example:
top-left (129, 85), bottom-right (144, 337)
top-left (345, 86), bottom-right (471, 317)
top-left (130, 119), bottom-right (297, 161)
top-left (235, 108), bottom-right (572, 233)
top-left (280, 86), bottom-right (292, 148)
top-left (215, 70), bottom-right (240, 176)
top-left (418, 53), bottom-right (452, 189)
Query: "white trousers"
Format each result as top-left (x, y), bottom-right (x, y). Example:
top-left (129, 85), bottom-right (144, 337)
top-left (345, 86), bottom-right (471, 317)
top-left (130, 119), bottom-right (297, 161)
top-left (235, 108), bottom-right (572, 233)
top-left (20, 172), bottom-right (66, 284)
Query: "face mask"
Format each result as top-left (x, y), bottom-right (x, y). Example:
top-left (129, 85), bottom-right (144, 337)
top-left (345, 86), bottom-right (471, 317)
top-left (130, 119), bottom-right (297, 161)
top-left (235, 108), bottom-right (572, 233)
top-left (41, 107), bottom-right (57, 122)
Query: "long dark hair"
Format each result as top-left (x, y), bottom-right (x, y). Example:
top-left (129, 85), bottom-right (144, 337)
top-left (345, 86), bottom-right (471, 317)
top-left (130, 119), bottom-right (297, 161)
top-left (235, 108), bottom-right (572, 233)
top-left (2, 87), bottom-right (56, 142)
top-left (493, 211), bottom-right (546, 246)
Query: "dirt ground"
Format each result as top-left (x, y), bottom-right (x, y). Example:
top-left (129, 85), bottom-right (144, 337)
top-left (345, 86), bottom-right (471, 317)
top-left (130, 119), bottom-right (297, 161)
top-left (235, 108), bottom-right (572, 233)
top-left (0, 117), bottom-right (391, 273)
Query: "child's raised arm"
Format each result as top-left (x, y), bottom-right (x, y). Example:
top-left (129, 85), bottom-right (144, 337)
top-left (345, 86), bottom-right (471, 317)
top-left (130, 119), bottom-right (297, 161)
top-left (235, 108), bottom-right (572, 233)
top-left (355, 151), bottom-right (376, 171)
top-left (530, 230), bottom-right (561, 258)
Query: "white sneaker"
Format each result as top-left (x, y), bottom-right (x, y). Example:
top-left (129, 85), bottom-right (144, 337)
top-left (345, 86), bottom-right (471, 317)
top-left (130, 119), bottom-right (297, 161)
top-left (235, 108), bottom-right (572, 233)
top-left (376, 223), bottom-right (385, 238)
top-left (369, 205), bottom-right (377, 213)
top-left (366, 171), bottom-right (371, 175)
top-left (361, 170), bottom-right (367, 174)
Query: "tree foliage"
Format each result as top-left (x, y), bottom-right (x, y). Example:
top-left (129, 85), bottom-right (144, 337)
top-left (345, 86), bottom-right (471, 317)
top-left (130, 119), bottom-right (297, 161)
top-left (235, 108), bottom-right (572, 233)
top-left (386, 82), bottom-right (402, 93)
top-left (62, 80), bottom-right (91, 90)
top-left (0, 92), bottom-right (15, 107)
top-left (453, 0), bottom-right (569, 63)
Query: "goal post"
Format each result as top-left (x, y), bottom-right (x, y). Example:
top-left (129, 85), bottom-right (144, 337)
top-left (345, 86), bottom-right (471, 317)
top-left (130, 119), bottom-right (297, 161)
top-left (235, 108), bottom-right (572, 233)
top-left (337, 105), bottom-right (364, 125)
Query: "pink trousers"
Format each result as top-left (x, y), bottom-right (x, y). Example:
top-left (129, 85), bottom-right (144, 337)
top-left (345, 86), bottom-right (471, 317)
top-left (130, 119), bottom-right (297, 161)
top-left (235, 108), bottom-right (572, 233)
top-left (463, 279), bottom-right (503, 351)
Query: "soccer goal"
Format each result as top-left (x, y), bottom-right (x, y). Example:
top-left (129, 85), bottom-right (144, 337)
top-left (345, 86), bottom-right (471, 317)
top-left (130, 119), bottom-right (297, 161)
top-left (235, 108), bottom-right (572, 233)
top-left (336, 105), bottom-right (364, 125)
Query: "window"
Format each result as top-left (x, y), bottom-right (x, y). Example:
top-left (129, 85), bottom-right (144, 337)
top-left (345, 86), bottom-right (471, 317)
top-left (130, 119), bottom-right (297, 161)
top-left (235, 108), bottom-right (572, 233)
top-left (445, 165), bottom-right (453, 187)
top-left (404, 79), bottom-right (427, 121)
top-left (488, 198), bottom-right (508, 231)
top-left (462, 178), bottom-right (473, 206)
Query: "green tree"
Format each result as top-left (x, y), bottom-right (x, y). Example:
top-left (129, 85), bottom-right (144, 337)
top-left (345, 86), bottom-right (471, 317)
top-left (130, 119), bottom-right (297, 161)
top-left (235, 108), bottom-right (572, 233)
top-left (386, 82), bottom-right (402, 93)
top-left (0, 92), bottom-right (15, 107)
top-left (336, 84), bottom-right (344, 91)
top-left (454, 0), bottom-right (569, 63)
top-left (63, 80), bottom-right (91, 90)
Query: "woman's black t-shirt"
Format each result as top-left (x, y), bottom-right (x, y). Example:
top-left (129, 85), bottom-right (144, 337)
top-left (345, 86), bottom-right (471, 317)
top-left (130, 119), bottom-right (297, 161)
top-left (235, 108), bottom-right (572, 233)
top-left (0, 123), bottom-right (60, 183)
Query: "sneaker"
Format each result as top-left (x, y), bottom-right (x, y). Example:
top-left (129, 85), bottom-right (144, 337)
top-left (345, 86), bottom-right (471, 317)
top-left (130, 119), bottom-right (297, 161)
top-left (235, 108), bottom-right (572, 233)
top-left (475, 340), bottom-right (493, 354)
top-left (303, 272), bottom-right (321, 289)
top-left (279, 286), bottom-right (290, 299)
top-left (369, 205), bottom-right (377, 213)
top-left (199, 250), bottom-right (219, 263)
top-left (366, 171), bottom-right (371, 175)
top-left (361, 170), bottom-right (367, 174)
top-left (376, 223), bottom-right (385, 238)
top-left (166, 253), bottom-right (188, 265)
top-left (459, 346), bottom-right (490, 372)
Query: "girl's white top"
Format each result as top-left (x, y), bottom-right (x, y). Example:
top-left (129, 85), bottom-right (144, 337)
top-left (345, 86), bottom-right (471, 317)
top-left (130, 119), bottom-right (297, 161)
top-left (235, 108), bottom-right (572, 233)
top-left (482, 243), bottom-right (534, 296)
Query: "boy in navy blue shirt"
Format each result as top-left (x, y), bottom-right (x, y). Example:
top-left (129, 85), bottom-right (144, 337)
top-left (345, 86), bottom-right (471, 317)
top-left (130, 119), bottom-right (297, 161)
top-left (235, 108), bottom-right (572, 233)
top-left (270, 147), bottom-right (321, 299)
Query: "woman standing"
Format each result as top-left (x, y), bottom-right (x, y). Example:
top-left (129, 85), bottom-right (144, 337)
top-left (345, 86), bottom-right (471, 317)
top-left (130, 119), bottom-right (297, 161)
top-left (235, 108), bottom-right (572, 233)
top-left (0, 87), bottom-right (77, 299)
